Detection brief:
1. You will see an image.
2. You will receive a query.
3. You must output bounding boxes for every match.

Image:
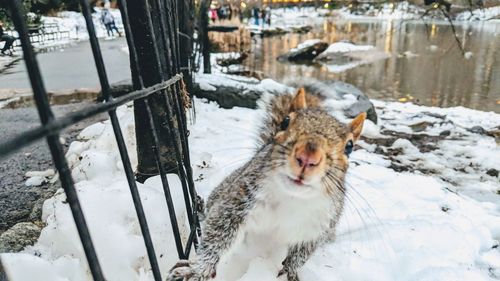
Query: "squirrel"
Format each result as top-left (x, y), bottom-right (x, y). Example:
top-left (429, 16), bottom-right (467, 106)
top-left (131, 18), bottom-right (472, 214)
top-left (168, 88), bottom-right (366, 281)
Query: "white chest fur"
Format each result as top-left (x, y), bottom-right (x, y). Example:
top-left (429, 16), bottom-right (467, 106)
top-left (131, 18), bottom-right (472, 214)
top-left (247, 176), bottom-right (334, 244)
top-left (215, 176), bottom-right (334, 280)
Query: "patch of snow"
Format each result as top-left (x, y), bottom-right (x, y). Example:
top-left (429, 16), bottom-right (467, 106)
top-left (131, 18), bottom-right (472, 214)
top-left (25, 169), bottom-right (56, 187)
top-left (25, 176), bottom-right (47, 187)
top-left (290, 39), bottom-right (322, 52)
top-left (25, 169), bottom-right (55, 178)
top-left (402, 50), bottom-right (419, 58)
top-left (322, 42), bottom-right (374, 54)
top-left (456, 6), bottom-right (500, 21)
top-left (334, 2), bottom-right (426, 20)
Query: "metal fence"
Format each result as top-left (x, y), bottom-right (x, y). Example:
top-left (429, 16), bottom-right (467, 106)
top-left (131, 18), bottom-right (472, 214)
top-left (1, 0), bottom-right (200, 281)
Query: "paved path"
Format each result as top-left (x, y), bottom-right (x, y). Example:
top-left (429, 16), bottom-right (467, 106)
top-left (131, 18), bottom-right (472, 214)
top-left (0, 37), bottom-right (131, 93)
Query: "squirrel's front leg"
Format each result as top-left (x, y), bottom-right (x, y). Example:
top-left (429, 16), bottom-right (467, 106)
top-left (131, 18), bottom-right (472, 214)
top-left (196, 199), bottom-right (249, 278)
top-left (168, 199), bottom-right (250, 280)
top-left (278, 241), bottom-right (319, 281)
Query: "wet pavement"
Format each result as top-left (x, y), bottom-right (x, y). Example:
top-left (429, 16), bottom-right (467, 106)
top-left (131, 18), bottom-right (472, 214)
top-left (0, 37), bottom-right (131, 92)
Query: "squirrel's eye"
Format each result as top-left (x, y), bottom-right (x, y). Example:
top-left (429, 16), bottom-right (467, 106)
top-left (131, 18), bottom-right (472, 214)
top-left (345, 140), bottom-right (354, 156)
top-left (280, 116), bottom-right (290, 131)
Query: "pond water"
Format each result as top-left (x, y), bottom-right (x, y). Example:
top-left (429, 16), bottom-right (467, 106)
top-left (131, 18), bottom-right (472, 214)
top-left (244, 19), bottom-right (500, 113)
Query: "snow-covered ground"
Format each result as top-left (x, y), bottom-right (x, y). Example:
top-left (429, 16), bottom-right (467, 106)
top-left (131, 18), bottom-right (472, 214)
top-left (41, 8), bottom-right (123, 41)
top-left (1, 74), bottom-right (499, 280)
top-left (456, 6), bottom-right (500, 21)
top-left (247, 7), bottom-right (326, 35)
top-left (334, 1), bottom-right (426, 20)
top-left (4, 8), bottom-right (123, 53)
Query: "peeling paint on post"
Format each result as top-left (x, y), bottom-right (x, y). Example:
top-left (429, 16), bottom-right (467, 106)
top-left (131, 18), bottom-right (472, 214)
top-left (125, 0), bottom-right (180, 182)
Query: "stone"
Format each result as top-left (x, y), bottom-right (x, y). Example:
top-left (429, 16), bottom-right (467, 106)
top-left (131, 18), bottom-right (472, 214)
top-left (0, 222), bottom-right (42, 253)
top-left (329, 81), bottom-right (378, 124)
top-left (468, 125), bottom-right (487, 135)
top-left (439, 130), bottom-right (451, 137)
top-left (486, 168), bottom-right (499, 178)
top-left (193, 83), bottom-right (262, 109)
top-left (277, 41), bottom-right (329, 62)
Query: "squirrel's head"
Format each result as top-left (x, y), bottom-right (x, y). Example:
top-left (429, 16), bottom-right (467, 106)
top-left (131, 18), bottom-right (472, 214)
top-left (271, 91), bottom-right (366, 197)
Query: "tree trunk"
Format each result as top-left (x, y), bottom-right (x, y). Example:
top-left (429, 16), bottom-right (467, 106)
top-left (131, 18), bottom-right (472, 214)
top-left (124, 0), bottom-right (179, 182)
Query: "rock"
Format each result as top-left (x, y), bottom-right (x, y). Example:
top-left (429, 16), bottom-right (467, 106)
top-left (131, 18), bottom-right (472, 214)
top-left (216, 52), bottom-right (248, 67)
top-left (486, 168), bottom-right (499, 178)
top-left (439, 130), bottom-right (451, 137)
top-left (330, 81), bottom-right (378, 123)
top-left (290, 25), bottom-right (312, 34)
top-left (468, 125), bottom-right (487, 135)
top-left (277, 41), bottom-right (329, 62)
top-left (410, 121), bottom-right (434, 132)
top-left (225, 69), bottom-right (266, 80)
top-left (193, 83), bottom-right (261, 109)
top-left (0, 222), bottom-right (42, 252)
top-left (260, 27), bottom-right (287, 37)
top-left (344, 99), bottom-right (378, 124)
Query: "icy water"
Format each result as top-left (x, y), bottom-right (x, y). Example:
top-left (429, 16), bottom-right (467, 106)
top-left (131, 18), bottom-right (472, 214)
top-left (245, 19), bottom-right (500, 113)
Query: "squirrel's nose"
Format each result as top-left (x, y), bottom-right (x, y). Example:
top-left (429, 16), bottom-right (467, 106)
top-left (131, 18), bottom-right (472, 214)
top-left (296, 145), bottom-right (321, 168)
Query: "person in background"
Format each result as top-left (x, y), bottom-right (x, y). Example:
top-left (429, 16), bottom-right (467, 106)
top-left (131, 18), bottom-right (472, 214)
top-left (252, 7), bottom-right (260, 25)
top-left (100, 8), bottom-right (121, 37)
top-left (260, 7), bottom-right (266, 27)
top-left (265, 6), bottom-right (271, 26)
top-left (0, 21), bottom-right (16, 56)
top-left (210, 7), bottom-right (218, 23)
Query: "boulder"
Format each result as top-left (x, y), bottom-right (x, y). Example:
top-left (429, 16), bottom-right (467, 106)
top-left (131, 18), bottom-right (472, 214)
top-left (277, 40), bottom-right (329, 62)
top-left (0, 222), bottom-right (42, 253)
top-left (193, 82), bottom-right (262, 109)
top-left (322, 81), bottom-right (378, 123)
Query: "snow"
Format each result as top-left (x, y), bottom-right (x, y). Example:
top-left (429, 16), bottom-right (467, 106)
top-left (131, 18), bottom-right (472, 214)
top-left (322, 42), bottom-right (374, 54)
top-left (194, 72), bottom-right (292, 96)
top-left (2, 74), bottom-right (500, 281)
top-left (312, 42), bottom-right (387, 73)
top-left (41, 8), bottom-right (123, 41)
top-left (456, 6), bottom-right (500, 21)
top-left (24, 169), bottom-right (56, 187)
top-left (247, 7), bottom-right (326, 35)
top-left (334, 2), bottom-right (426, 20)
top-left (289, 39), bottom-right (322, 52)
top-left (3, 8), bottom-right (124, 53)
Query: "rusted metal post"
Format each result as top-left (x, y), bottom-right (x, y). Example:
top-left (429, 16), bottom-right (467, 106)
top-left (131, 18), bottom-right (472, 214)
top-left (125, 0), bottom-right (178, 182)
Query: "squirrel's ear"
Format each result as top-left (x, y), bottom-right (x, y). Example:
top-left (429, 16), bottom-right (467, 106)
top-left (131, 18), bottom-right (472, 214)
top-left (349, 112), bottom-right (366, 141)
top-left (290, 87), bottom-right (307, 111)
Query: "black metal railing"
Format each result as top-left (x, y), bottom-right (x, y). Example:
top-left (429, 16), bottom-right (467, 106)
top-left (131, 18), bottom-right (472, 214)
top-left (1, 1), bottom-right (200, 281)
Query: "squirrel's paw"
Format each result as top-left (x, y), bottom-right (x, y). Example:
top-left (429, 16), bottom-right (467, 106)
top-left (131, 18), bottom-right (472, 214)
top-left (166, 260), bottom-right (196, 281)
top-left (166, 260), bottom-right (215, 281)
top-left (277, 268), bottom-right (300, 281)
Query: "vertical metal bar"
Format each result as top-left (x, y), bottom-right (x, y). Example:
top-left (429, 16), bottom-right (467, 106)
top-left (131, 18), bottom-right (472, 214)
top-left (160, 0), bottom-right (201, 248)
top-left (161, 87), bottom-right (197, 245)
top-left (6, 1), bottom-right (105, 281)
top-left (79, 0), bottom-right (164, 279)
top-left (144, 98), bottom-right (186, 259)
top-left (162, 0), bottom-right (200, 242)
